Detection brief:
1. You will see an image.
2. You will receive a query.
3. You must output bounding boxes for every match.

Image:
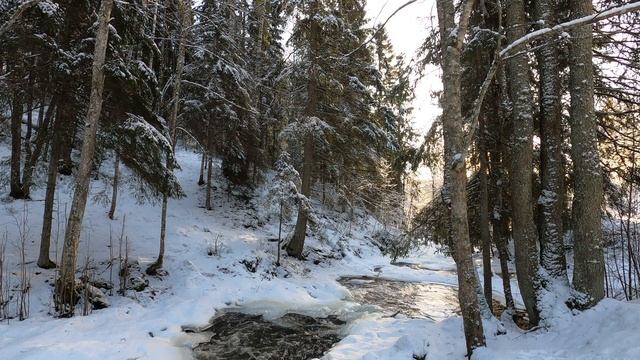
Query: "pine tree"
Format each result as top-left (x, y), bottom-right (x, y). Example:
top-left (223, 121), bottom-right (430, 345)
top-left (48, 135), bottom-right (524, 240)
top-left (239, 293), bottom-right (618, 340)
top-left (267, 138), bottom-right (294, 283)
top-left (504, 0), bottom-right (543, 326)
top-left (534, 0), bottom-right (569, 284)
top-left (284, 0), bottom-right (396, 257)
top-left (286, 0), bottom-right (322, 258)
top-left (148, 0), bottom-right (191, 275)
top-left (568, 0), bottom-right (605, 308)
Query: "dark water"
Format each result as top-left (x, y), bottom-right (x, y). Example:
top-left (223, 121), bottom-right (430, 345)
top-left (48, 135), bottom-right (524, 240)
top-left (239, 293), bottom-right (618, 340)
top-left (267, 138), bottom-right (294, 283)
top-left (191, 312), bottom-right (345, 360)
top-left (338, 276), bottom-right (460, 321)
top-left (190, 274), bottom-right (465, 359)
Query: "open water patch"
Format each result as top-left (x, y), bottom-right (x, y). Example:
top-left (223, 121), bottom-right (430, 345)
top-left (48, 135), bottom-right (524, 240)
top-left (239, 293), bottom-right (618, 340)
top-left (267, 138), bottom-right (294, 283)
top-left (186, 311), bottom-right (345, 360)
top-left (338, 275), bottom-right (460, 321)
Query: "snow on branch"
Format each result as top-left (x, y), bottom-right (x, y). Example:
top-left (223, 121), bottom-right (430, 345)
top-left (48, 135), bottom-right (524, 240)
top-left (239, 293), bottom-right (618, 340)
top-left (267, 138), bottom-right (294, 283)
top-left (500, 1), bottom-right (640, 58)
top-left (463, 1), bottom-right (640, 151)
top-left (0, 0), bottom-right (49, 38)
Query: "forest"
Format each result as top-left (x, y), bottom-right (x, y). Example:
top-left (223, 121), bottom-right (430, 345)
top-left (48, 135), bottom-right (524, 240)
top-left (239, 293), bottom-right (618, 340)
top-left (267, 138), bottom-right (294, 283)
top-left (0, 0), bottom-right (640, 359)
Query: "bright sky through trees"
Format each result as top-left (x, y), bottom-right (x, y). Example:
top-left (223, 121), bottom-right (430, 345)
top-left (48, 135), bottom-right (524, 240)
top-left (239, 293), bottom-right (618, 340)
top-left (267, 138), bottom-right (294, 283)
top-left (365, 0), bottom-right (440, 135)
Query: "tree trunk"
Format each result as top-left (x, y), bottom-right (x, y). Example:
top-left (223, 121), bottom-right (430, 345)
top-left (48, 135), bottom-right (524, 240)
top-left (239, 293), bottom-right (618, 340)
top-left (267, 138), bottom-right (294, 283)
top-left (10, 93), bottom-right (25, 199)
top-left (198, 151), bottom-right (206, 185)
top-left (479, 116), bottom-right (493, 311)
top-left (568, 0), bottom-right (605, 308)
top-left (56, 0), bottom-right (113, 316)
top-left (38, 103), bottom-right (66, 269)
top-left (22, 98), bottom-right (56, 198)
top-left (25, 78), bottom-right (34, 161)
top-left (58, 123), bottom-right (74, 175)
top-left (495, 217), bottom-right (515, 309)
top-left (37, 92), bottom-right (46, 128)
top-left (288, 133), bottom-right (313, 258)
top-left (148, 0), bottom-right (190, 275)
top-left (505, 0), bottom-right (542, 326)
top-left (206, 154), bottom-right (213, 211)
top-left (534, 0), bottom-right (568, 283)
top-left (489, 131), bottom-right (515, 309)
top-left (148, 0), bottom-right (159, 68)
top-left (108, 152), bottom-right (119, 220)
top-left (287, 0), bottom-right (320, 259)
top-left (205, 115), bottom-right (212, 209)
top-left (436, 0), bottom-right (485, 355)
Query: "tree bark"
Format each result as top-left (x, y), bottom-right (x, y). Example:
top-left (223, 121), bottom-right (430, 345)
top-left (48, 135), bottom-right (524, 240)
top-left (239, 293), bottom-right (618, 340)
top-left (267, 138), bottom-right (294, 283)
top-left (58, 122), bottom-right (74, 175)
top-left (10, 93), bottom-right (25, 199)
top-left (198, 151), bottom-right (206, 185)
top-left (205, 115), bottom-right (212, 209)
top-left (478, 116), bottom-right (493, 311)
top-left (495, 214), bottom-right (515, 309)
top-left (108, 152), bottom-right (120, 220)
top-left (535, 0), bottom-right (568, 283)
top-left (56, 0), bottom-right (114, 316)
top-left (287, 0), bottom-right (320, 259)
top-left (505, 0), bottom-right (542, 326)
top-left (288, 133), bottom-right (313, 258)
top-left (568, 0), bottom-right (605, 308)
top-left (206, 154), bottom-right (213, 210)
top-left (436, 0), bottom-right (485, 355)
top-left (22, 98), bottom-right (56, 198)
top-left (25, 72), bottom-right (34, 161)
top-left (38, 103), bottom-right (66, 269)
top-left (489, 114), bottom-right (515, 309)
top-left (148, 0), bottom-right (190, 274)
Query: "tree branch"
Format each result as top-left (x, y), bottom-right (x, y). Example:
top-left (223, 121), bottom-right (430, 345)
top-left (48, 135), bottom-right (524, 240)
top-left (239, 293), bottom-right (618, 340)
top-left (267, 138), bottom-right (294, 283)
top-left (500, 1), bottom-right (640, 58)
top-left (343, 0), bottom-right (418, 58)
top-left (464, 1), bottom-right (640, 149)
top-left (0, 0), bottom-right (45, 38)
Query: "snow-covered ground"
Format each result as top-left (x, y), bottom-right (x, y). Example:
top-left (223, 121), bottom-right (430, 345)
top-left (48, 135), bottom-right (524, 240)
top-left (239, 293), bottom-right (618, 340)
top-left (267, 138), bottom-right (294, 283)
top-left (1, 148), bottom-right (640, 359)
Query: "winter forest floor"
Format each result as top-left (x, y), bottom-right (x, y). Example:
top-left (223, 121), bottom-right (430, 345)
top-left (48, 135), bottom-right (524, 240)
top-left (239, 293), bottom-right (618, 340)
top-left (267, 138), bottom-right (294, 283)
top-left (1, 147), bottom-right (640, 359)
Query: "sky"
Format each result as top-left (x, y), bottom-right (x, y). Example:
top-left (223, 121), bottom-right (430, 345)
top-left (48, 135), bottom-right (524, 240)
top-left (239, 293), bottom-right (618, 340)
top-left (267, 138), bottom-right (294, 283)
top-left (364, 0), bottom-right (441, 136)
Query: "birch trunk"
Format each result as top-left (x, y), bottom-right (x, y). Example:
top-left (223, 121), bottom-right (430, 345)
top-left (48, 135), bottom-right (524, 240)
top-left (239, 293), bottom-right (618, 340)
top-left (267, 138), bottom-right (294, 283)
top-left (56, 0), bottom-right (114, 315)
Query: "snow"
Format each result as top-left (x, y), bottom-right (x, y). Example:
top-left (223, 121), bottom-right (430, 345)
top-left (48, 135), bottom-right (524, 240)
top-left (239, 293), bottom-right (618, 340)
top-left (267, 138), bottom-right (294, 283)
top-left (36, 1), bottom-right (59, 16)
top-left (1, 144), bottom-right (640, 359)
top-left (500, 2), bottom-right (640, 58)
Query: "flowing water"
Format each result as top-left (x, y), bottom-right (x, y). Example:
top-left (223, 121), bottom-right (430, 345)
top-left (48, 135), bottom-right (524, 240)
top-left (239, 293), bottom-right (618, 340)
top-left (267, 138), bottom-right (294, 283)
top-left (188, 269), bottom-right (465, 359)
top-left (391, 261), bottom-right (458, 275)
top-left (189, 311), bottom-right (345, 360)
top-left (338, 276), bottom-right (460, 321)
